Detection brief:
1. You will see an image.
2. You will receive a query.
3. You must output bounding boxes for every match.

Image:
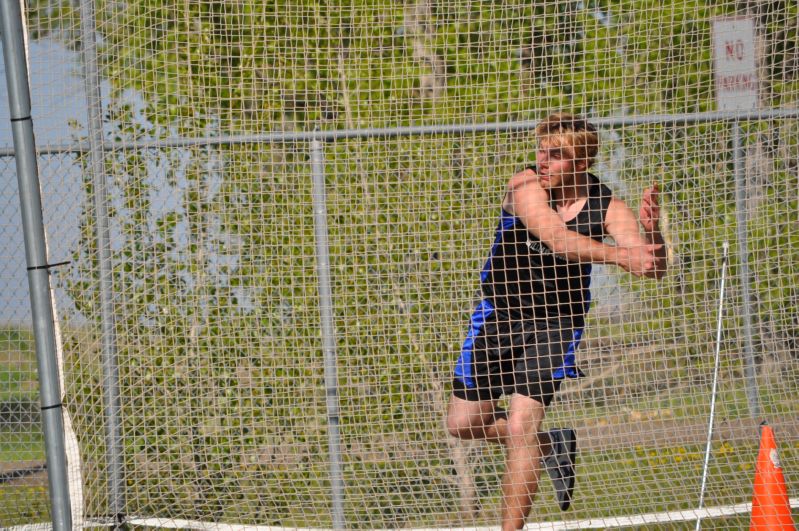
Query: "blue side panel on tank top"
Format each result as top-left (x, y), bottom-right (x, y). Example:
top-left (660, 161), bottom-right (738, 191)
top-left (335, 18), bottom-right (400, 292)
top-left (480, 209), bottom-right (518, 283)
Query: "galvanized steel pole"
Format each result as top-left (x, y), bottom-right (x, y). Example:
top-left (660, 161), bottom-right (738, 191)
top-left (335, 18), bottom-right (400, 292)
top-left (78, 0), bottom-right (125, 525)
top-left (311, 138), bottom-right (346, 529)
top-left (732, 122), bottom-right (762, 418)
top-left (0, 2), bottom-right (72, 529)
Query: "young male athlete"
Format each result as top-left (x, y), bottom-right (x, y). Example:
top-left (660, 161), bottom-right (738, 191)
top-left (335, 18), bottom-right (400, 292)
top-left (446, 113), bottom-right (667, 530)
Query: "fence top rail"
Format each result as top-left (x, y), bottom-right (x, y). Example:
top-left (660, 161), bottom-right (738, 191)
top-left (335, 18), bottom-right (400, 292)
top-left (4, 108), bottom-right (799, 157)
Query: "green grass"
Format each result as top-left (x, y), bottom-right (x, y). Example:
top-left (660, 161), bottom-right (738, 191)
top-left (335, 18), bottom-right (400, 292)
top-left (0, 429), bottom-right (45, 462)
top-left (0, 326), bottom-right (42, 464)
top-left (0, 485), bottom-right (50, 528)
top-left (0, 327), bottom-right (48, 527)
top-left (462, 439), bottom-right (799, 528)
top-left (0, 369), bottom-right (38, 403)
top-left (3, 323), bottom-right (798, 528)
top-left (0, 326), bottom-right (38, 402)
top-left (556, 371), bottom-right (799, 427)
top-left (0, 327), bottom-right (35, 361)
top-left (0, 429), bottom-right (47, 528)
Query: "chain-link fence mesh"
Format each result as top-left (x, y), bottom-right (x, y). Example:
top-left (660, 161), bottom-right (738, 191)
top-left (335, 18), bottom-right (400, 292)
top-left (2, 1), bottom-right (798, 529)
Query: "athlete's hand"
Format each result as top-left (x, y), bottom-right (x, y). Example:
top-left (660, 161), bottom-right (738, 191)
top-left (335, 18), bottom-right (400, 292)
top-left (618, 243), bottom-right (663, 277)
top-left (639, 183), bottom-right (661, 233)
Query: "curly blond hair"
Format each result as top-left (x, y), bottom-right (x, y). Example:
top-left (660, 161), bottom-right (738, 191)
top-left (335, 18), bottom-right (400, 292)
top-left (535, 112), bottom-right (599, 168)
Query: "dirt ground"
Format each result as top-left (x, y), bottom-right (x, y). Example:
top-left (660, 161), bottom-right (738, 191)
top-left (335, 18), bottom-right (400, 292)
top-left (3, 414), bottom-right (796, 491)
top-left (576, 413), bottom-right (799, 452)
top-left (0, 460), bottom-right (48, 488)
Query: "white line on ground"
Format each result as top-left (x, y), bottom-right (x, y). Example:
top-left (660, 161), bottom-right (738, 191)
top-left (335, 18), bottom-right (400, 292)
top-left (125, 497), bottom-right (799, 530)
top-left (9, 498), bottom-right (798, 531)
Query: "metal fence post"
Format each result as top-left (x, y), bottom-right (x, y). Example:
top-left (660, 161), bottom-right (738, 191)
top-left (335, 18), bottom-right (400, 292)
top-left (311, 138), bottom-right (346, 529)
top-left (78, 0), bottom-right (125, 525)
top-left (0, 2), bottom-right (72, 529)
top-left (732, 121), bottom-right (762, 418)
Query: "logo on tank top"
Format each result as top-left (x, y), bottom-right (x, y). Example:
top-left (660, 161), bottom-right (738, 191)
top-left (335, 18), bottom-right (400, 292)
top-left (526, 237), bottom-right (568, 263)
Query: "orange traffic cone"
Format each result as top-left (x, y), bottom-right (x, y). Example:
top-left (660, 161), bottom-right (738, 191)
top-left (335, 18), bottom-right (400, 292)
top-left (751, 422), bottom-right (795, 530)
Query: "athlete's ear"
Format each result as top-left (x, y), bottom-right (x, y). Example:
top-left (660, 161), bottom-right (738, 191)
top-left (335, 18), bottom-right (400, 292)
top-left (574, 158), bottom-right (588, 173)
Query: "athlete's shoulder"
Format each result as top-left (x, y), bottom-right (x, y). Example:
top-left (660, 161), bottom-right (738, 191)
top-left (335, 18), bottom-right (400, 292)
top-left (506, 167), bottom-right (546, 194)
top-left (503, 167), bottom-right (546, 212)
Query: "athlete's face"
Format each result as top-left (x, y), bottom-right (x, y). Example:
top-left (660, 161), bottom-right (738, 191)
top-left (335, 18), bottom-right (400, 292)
top-left (535, 139), bottom-right (586, 189)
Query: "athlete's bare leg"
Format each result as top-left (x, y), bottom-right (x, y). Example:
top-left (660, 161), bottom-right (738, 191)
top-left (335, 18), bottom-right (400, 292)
top-left (446, 394), bottom-right (508, 444)
top-left (446, 393), bottom-right (552, 448)
top-left (447, 392), bottom-right (554, 530)
top-left (500, 393), bottom-right (547, 531)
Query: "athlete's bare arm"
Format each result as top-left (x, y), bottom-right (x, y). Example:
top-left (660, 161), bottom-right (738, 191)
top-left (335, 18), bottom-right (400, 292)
top-left (503, 169), bottom-right (661, 277)
top-left (603, 185), bottom-right (667, 279)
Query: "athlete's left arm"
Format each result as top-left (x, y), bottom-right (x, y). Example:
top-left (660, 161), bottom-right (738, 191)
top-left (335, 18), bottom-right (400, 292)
top-left (604, 185), bottom-right (668, 279)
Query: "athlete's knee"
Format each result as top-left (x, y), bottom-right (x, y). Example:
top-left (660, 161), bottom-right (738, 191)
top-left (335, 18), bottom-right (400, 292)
top-left (505, 403), bottom-right (544, 447)
top-left (446, 410), bottom-right (475, 439)
top-left (505, 416), bottom-right (538, 446)
top-left (446, 400), bottom-right (490, 440)
top-left (447, 423), bottom-right (467, 440)
top-left (445, 411), bottom-right (460, 438)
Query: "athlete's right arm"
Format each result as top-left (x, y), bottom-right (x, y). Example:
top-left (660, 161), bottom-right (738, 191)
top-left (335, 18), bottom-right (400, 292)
top-left (503, 171), bottom-right (657, 276)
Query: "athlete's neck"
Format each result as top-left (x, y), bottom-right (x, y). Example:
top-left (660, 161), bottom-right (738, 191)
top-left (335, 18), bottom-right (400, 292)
top-left (550, 172), bottom-right (590, 206)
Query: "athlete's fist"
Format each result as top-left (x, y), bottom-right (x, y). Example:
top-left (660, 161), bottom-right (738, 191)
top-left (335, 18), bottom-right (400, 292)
top-left (618, 243), bottom-right (663, 277)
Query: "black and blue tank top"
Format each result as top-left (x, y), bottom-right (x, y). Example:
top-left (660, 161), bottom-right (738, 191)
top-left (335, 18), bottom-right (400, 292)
top-left (480, 170), bottom-right (613, 321)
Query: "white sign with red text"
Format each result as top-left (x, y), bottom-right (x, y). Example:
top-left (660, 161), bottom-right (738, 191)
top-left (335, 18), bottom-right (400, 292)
top-left (712, 17), bottom-right (759, 111)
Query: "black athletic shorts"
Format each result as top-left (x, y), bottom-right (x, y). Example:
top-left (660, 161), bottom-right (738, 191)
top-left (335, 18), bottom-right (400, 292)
top-left (452, 299), bottom-right (585, 406)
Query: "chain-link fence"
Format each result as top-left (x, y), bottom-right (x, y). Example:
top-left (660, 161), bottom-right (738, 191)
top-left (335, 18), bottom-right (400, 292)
top-left (2, 1), bottom-right (799, 529)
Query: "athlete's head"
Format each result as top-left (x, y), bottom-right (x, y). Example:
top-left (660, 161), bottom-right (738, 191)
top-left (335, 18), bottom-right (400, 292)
top-left (534, 113), bottom-right (599, 177)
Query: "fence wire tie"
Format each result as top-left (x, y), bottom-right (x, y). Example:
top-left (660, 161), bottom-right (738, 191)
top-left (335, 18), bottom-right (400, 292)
top-left (26, 260), bottom-right (71, 271)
